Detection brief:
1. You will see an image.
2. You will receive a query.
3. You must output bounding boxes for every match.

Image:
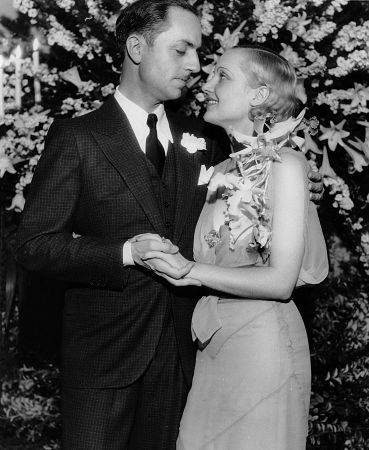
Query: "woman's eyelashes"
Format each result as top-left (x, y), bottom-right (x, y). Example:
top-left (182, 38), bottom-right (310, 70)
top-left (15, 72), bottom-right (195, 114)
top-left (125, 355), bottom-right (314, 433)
top-left (217, 70), bottom-right (229, 81)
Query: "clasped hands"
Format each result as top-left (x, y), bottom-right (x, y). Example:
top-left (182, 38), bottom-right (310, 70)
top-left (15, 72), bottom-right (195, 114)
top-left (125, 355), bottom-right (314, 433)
top-left (130, 233), bottom-right (201, 286)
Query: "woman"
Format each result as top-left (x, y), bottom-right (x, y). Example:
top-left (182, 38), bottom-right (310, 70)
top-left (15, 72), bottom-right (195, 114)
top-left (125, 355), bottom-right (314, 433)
top-left (142, 46), bottom-right (329, 449)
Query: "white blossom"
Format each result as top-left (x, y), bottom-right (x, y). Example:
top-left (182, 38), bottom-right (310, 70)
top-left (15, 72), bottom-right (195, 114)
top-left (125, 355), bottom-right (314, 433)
top-left (13, 0), bottom-right (35, 15)
top-left (200, 1), bottom-right (214, 37)
top-left (279, 44), bottom-right (306, 69)
top-left (333, 21), bottom-right (369, 52)
top-left (55, 0), bottom-right (75, 12)
top-left (299, 50), bottom-right (327, 77)
top-left (47, 15), bottom-right (102, 59)
top-left (324, 0), bottom-right (349, 16)
top-left (324, 176), bottom-right (354, 213)
top-left (252, 0), bottom-right (292, 42)
top-left (304, 19), bottom-right (336, 43)
top-left (101, 83), bottom-right (115, 97)
top-left (286, 12), bottom-right (311, 41)
top-left (118, 0), bottom-right (136, 6)
top-left (329, 51), bottom-right (369, 77)
top-left (316, 85), bottom-right (369, 116)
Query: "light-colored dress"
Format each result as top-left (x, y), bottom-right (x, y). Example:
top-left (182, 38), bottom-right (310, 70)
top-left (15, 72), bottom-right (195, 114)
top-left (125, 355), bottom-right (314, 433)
top-left (177, 130), bottom-right (329, 449)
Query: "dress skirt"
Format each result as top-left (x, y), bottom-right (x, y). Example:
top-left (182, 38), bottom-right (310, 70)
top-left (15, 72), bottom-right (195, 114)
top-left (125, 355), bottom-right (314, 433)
top-left (177, 298), bottom-right (311, 450)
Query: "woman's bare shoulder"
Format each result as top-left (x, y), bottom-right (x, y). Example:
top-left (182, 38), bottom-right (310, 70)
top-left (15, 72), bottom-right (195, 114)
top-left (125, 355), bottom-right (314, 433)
top-left (277, 148), bottom-right (309, 174)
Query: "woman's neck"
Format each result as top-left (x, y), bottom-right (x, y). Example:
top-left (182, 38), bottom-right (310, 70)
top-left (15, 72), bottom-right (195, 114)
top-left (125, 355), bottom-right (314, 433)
top-left (226, 119), bottom-right (255, 137)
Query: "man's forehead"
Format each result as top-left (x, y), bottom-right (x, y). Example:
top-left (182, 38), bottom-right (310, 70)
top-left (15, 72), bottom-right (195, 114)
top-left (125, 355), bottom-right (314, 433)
top-left (159, 22), bottom-right (202, 48)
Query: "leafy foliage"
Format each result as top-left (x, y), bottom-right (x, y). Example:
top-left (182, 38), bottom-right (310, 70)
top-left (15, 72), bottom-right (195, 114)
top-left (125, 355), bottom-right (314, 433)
top-left (0, 310), bottom-right (61, 449)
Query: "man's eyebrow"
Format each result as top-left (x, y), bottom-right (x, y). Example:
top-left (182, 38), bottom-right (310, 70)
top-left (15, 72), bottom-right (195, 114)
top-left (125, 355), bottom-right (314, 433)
top-left (174, 39), bottom-right (198, 48)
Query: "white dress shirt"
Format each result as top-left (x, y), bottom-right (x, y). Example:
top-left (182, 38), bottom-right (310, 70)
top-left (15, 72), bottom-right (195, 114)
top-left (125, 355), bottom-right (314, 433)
top-left (113, 88), bottom-right (174, 265)
top-left (114, 87), bottom-right (173, 153)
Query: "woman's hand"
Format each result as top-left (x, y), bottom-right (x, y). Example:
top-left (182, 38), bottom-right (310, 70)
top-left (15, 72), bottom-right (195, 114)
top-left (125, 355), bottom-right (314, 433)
top-left (142, 248), bottom-right (192, 278)
top-left (150, 263), bottom-right (202, 286)
top-left (142, 249), bottom-right (202, 286)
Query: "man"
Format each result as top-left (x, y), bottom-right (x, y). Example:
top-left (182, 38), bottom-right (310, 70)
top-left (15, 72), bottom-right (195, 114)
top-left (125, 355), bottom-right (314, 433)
top-left (16, 1), bottom-right (225, 448)
top-left (16, 1), bottom-right (322, 448)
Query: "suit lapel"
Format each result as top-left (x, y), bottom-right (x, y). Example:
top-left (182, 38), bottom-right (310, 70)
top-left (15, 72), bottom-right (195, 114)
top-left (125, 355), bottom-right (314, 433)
top-left (167, 113), bottom-right (203, 244)
top-left (91, 97), bottom-right (166, 236)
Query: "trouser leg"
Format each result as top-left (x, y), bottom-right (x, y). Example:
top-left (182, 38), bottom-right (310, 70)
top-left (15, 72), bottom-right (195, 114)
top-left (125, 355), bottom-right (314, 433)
top-left (62, 382), bottom-right (139, 450)
top-left (128, 315), bottom-right (189, 450)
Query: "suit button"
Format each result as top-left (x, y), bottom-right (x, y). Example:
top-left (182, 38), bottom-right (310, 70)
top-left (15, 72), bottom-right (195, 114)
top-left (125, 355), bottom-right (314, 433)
top-left (165, 221), bottom-right (171, 228)
top-left (162, 182), bottom-right (167, 189)
top-left (163, 201), bottom-right (169, 208)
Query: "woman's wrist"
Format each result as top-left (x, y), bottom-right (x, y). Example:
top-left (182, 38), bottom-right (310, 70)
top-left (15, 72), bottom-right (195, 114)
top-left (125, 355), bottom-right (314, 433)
top-left (187, 261), bottom-right (201, 280)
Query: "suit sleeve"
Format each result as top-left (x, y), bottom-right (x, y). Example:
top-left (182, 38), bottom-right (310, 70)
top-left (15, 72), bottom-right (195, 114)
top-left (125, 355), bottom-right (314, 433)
top-left (16, 120), bottom-right (128, 291)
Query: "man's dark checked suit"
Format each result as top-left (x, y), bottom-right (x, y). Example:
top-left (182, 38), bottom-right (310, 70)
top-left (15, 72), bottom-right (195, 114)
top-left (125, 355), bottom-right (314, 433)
top-left (16, 95), bottom-right (228, 448)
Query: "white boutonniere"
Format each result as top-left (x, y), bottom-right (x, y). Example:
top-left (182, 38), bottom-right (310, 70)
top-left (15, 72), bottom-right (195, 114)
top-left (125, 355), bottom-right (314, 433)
top-left (197, 165), bottom-right (214, 185)
top-left (181, 133), bottom-right (207, 153)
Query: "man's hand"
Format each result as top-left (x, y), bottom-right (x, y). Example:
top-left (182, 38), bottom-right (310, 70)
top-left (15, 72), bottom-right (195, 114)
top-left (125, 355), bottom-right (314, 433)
top-left (131, 234), bottom-right (194, 279)
top-left (131, 233), bottom-right (178, 269)
top-left (307, 170), bottom-right (324, 205)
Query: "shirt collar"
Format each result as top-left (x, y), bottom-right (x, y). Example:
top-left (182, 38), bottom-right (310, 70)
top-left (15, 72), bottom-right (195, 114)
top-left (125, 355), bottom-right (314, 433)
top-left (114, 88), bottom-right (173, 151)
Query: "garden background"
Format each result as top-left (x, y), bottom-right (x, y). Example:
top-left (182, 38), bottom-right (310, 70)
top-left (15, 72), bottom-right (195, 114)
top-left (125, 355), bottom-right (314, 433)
top-left (0, 0), bottom-right (369, 448)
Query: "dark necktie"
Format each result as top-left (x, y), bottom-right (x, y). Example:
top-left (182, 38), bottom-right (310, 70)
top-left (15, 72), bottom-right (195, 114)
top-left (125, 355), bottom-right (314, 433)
top-left (146, 113), bottom-right (165, 177)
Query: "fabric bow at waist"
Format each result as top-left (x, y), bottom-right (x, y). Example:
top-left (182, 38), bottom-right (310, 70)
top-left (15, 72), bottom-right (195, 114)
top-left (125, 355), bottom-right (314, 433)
top-left (191, 295), bottom-right (276, 358)
top-left (192, 295), bottom-right (240, 358)
top-left (191, 295), bottom-right (222, 347)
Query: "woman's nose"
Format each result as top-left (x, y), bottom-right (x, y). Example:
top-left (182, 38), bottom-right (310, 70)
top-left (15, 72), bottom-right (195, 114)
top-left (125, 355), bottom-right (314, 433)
top-left (202, 76), bottom-right (215, 94)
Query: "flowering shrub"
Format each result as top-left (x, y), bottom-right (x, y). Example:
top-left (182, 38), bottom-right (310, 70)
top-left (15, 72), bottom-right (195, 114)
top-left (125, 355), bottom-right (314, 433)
top-left (1, 107), bottom-right (53, 211)
top-left (1, 364), bottom-right (61, 445)
top-left (308, 235), bottom-right (369, 449)
top-left (1, 0), bottom-right (369, 447)
top-left (0, 308), bottom-right (61, 448)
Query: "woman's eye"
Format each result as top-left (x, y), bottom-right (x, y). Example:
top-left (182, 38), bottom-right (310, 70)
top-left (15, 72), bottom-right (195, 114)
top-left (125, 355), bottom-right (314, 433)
top-left (176, 49), bottom-right (186, 55)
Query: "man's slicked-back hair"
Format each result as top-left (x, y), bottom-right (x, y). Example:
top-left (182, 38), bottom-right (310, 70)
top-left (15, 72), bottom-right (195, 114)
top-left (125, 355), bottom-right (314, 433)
top-left (116, 0), bottom-right (198, 60)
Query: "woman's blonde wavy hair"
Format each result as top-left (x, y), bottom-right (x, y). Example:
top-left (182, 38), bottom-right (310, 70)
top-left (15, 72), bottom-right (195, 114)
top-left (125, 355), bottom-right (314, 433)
top-left (235, 46), bottom-right (300, 123)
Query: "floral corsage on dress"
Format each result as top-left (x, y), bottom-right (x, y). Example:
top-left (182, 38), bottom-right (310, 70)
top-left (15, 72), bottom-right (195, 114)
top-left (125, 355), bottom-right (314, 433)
top-left (204, 109), bottom-right (306, 264)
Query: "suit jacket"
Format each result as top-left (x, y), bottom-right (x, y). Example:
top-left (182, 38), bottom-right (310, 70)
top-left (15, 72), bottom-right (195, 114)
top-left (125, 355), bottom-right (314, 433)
top-left (16, 96), bottom-right (229, 388)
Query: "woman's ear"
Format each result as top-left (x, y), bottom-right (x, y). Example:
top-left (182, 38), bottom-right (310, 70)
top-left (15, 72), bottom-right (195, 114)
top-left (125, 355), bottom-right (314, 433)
top-left (251, 86), bottom-right (270, 106)
top-left (126, 34), bottom-right (144, 64)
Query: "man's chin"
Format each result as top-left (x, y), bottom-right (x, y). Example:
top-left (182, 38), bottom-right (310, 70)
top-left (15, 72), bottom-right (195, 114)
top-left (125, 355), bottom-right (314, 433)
top-left (165, 87), bottom-right (188, 102)
top-left (203, 111), bottom-right (218, 126)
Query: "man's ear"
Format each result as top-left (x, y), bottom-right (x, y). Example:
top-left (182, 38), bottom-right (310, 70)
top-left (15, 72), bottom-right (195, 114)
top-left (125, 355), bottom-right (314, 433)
top-left (250, 86), bottom-right (270, 106)
top-left (126, 34), bottom-right (145, 64)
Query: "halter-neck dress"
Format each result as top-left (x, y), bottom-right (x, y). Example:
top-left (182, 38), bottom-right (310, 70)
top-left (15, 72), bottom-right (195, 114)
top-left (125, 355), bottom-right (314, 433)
top-left (177, 143), bottom-right (329, 450)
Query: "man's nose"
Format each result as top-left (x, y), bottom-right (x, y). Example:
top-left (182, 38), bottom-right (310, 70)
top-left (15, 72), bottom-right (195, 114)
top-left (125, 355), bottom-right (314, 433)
top-left (187, 50), bottom-right (200, 73)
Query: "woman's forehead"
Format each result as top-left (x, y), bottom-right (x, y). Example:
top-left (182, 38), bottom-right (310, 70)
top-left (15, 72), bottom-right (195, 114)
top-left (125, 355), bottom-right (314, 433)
top-left (218, 49), bottom-right (246, 71)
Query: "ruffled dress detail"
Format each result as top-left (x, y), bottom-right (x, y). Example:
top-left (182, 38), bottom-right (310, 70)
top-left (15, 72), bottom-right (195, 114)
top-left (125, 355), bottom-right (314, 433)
top-left (177, 117), bottom-right (329, 450)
